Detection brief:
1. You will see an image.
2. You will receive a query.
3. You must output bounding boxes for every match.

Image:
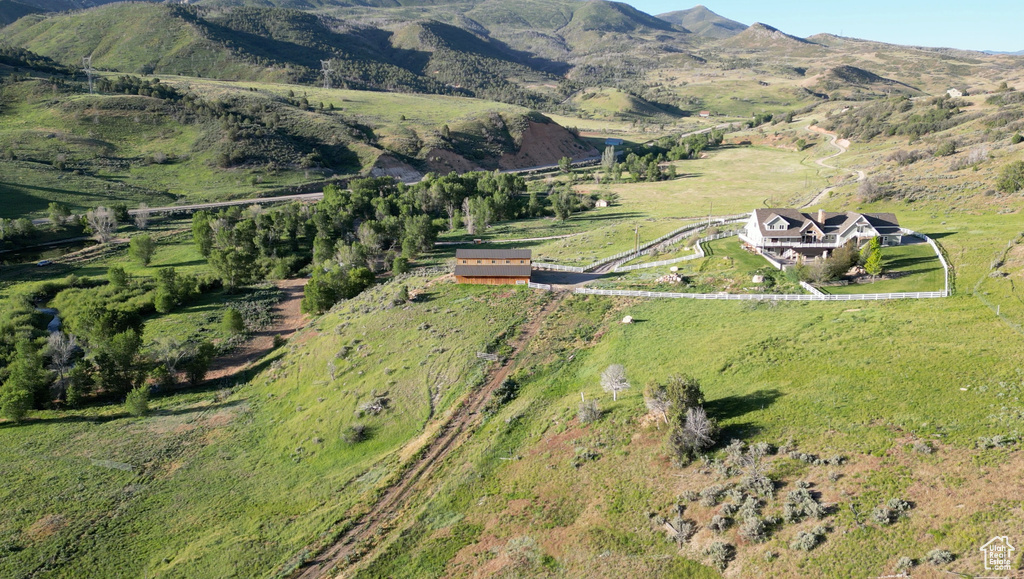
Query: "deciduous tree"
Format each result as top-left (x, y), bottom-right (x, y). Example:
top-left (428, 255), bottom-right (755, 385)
top-left (86, 206), bottom-right (118, 243)
top-left (129, 234), bottom-right (156, 266)
top-left (601, 364), bottom-right (630, 401)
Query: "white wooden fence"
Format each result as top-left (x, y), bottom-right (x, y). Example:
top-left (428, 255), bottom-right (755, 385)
top-left (528, 282), bottom-right (552, 291)
top-left (574, 287), bottom-right (949, 301)
top-left (613, 229), bottom-right (742, 272)
top-left (533, 216), bottom-right (748, 274)
top-left (799, 281), bottom-right (825, 296)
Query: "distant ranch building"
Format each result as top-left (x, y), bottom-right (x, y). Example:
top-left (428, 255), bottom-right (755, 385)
top-left (454, 249), bottom-right (532, 285)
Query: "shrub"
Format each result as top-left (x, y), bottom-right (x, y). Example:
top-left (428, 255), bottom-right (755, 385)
top-left (997, 160), bottom-right (1024, 193)
top-left (871, 506), bottom-right (894, 525)
top-left (912, 440), bottom-right (934, 454)
top-left (739, 517), bottom-right (767, 543)
top-left (222, 308), bottom-right (245, 335)
top-left (934, 141), bottom-right (956, 157)
top-left (790, 529), bottom-right (824, 551)
top-left (343, 423), bottom-right (368, 444)
top-left (926, 549), bottom-right (954, 565)
top-left (1011, 133), bottom-right (1023, 145)
top-left (896, 556), bottom-right (914, 571)
top-left (699, 485), bottom-right (724, 507)
top-left (708, 515), bottom-right (732, 533)
top-left (125, 386), bottom-right (149, 417)
top-left (578, 400), bottom-right (600, 423)
top-left (703, 541), bottom-right (735, 570)
top-left (483, 378), bottom-right (519, 414)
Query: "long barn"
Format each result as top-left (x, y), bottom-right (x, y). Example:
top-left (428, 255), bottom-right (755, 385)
top-left (454, 249), bottom-right (532, 286)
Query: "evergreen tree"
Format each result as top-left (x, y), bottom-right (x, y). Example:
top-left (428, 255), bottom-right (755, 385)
top-left (222, 308), bottom-right (245, 335)
top-left (125, 386), bottom-right (149, 417)
top-left (864, 238), bottom-right (884, 277)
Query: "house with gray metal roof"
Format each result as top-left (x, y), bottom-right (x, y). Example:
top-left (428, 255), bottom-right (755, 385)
top-left (454, 249), bottom-right (532, 285)
top-left (740, 208), bottom-right (902, 259)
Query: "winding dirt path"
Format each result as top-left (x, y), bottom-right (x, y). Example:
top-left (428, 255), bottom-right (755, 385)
top-left (205, 278), bottom-right (307, 382)
top-left (801, 125), bottom-right (866, 208)
top-left (291, 293), bottom-right (566, 579)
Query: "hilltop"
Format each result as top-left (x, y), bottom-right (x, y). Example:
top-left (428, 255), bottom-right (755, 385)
top-left (657, 4), bottom-right (746, 39)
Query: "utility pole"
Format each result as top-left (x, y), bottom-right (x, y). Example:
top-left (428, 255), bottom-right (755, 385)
top-left (708, 201), bottom-right (713, 225)
top-left (320, 59), bottom-right (333, 90)
top-left (634, 224), bottom-right (640, 253)
top-left (82, 56), bottom-right (95, 95)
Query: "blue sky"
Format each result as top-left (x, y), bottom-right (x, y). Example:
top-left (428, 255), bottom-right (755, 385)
top-left (623, 1), bottom-right (1023, 52)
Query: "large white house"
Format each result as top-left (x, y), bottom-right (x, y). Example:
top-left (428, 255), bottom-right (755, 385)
top-left (740, 208), bottom-right (902, 259)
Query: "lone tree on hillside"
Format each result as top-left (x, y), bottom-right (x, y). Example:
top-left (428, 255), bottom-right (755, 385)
top-left (601, 364), bottom-right (631, 401)
top-left (86, 206), bottom-right (118, 243)
top-left (129, 234), bottom-right (156, 266)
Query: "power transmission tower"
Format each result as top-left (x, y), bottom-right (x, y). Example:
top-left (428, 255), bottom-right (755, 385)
top-left (82, 56), bottom-right (95, 95)
top-left (320, 60), bottom-right (334, 90)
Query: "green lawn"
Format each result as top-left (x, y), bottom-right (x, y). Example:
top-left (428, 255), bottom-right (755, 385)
top-left (819, 241), bottom-right (947, 295)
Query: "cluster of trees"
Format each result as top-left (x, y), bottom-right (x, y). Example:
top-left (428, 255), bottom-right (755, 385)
top-left (95, 76), bottom-right (184, 101)
top-left (0, 273), bottom-right (221, 422)
top-left (0, 217), bottom-right (36, 244)
top-left (186, 172), bottom-right (537, 314)
top-left (645, 374), bottom-right (719, 465)
top-left (0, 44), bottom-right (73, 77)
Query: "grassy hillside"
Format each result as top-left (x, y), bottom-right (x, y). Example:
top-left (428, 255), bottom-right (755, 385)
top-left (0, 68), bottom-right (596, 217)
top-left (1, 4), bottom-right (273, 80)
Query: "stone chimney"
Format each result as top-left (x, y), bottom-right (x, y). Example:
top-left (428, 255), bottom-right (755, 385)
top-left (817, 209), bottom-right (826, 224)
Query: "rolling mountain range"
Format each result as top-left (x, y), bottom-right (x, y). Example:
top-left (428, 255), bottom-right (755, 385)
top-left (1, 0), bottom-right (1021, 207)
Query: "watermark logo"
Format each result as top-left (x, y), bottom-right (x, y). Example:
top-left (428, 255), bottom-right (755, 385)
top-left (980, 536), bottom-right (1015, 572)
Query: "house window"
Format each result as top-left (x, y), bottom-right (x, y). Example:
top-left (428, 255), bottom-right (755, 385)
top-left (476, 260), bottom-right (481, 264)
top-left (505, 260), bottom-right (511, 264)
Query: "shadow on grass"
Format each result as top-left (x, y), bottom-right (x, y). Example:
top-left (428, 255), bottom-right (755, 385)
top-left (531, 270), bottom-right (605, 285)
top-left (705, 389), bottom-right (783, 422)
top-left (0, 397), bottom-right (247, 428)
top-left (160, 258), bottom-right (206, 268)
top-left (886, 255), bottom-right (940, 270)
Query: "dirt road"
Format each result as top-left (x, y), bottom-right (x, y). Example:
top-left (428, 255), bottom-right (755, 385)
top-left (205, 278), bottom-right (307, 382)
top-left (291, 293), bottom-right (566, 579)
top-left (802, 125), bottom-right (866, 208)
